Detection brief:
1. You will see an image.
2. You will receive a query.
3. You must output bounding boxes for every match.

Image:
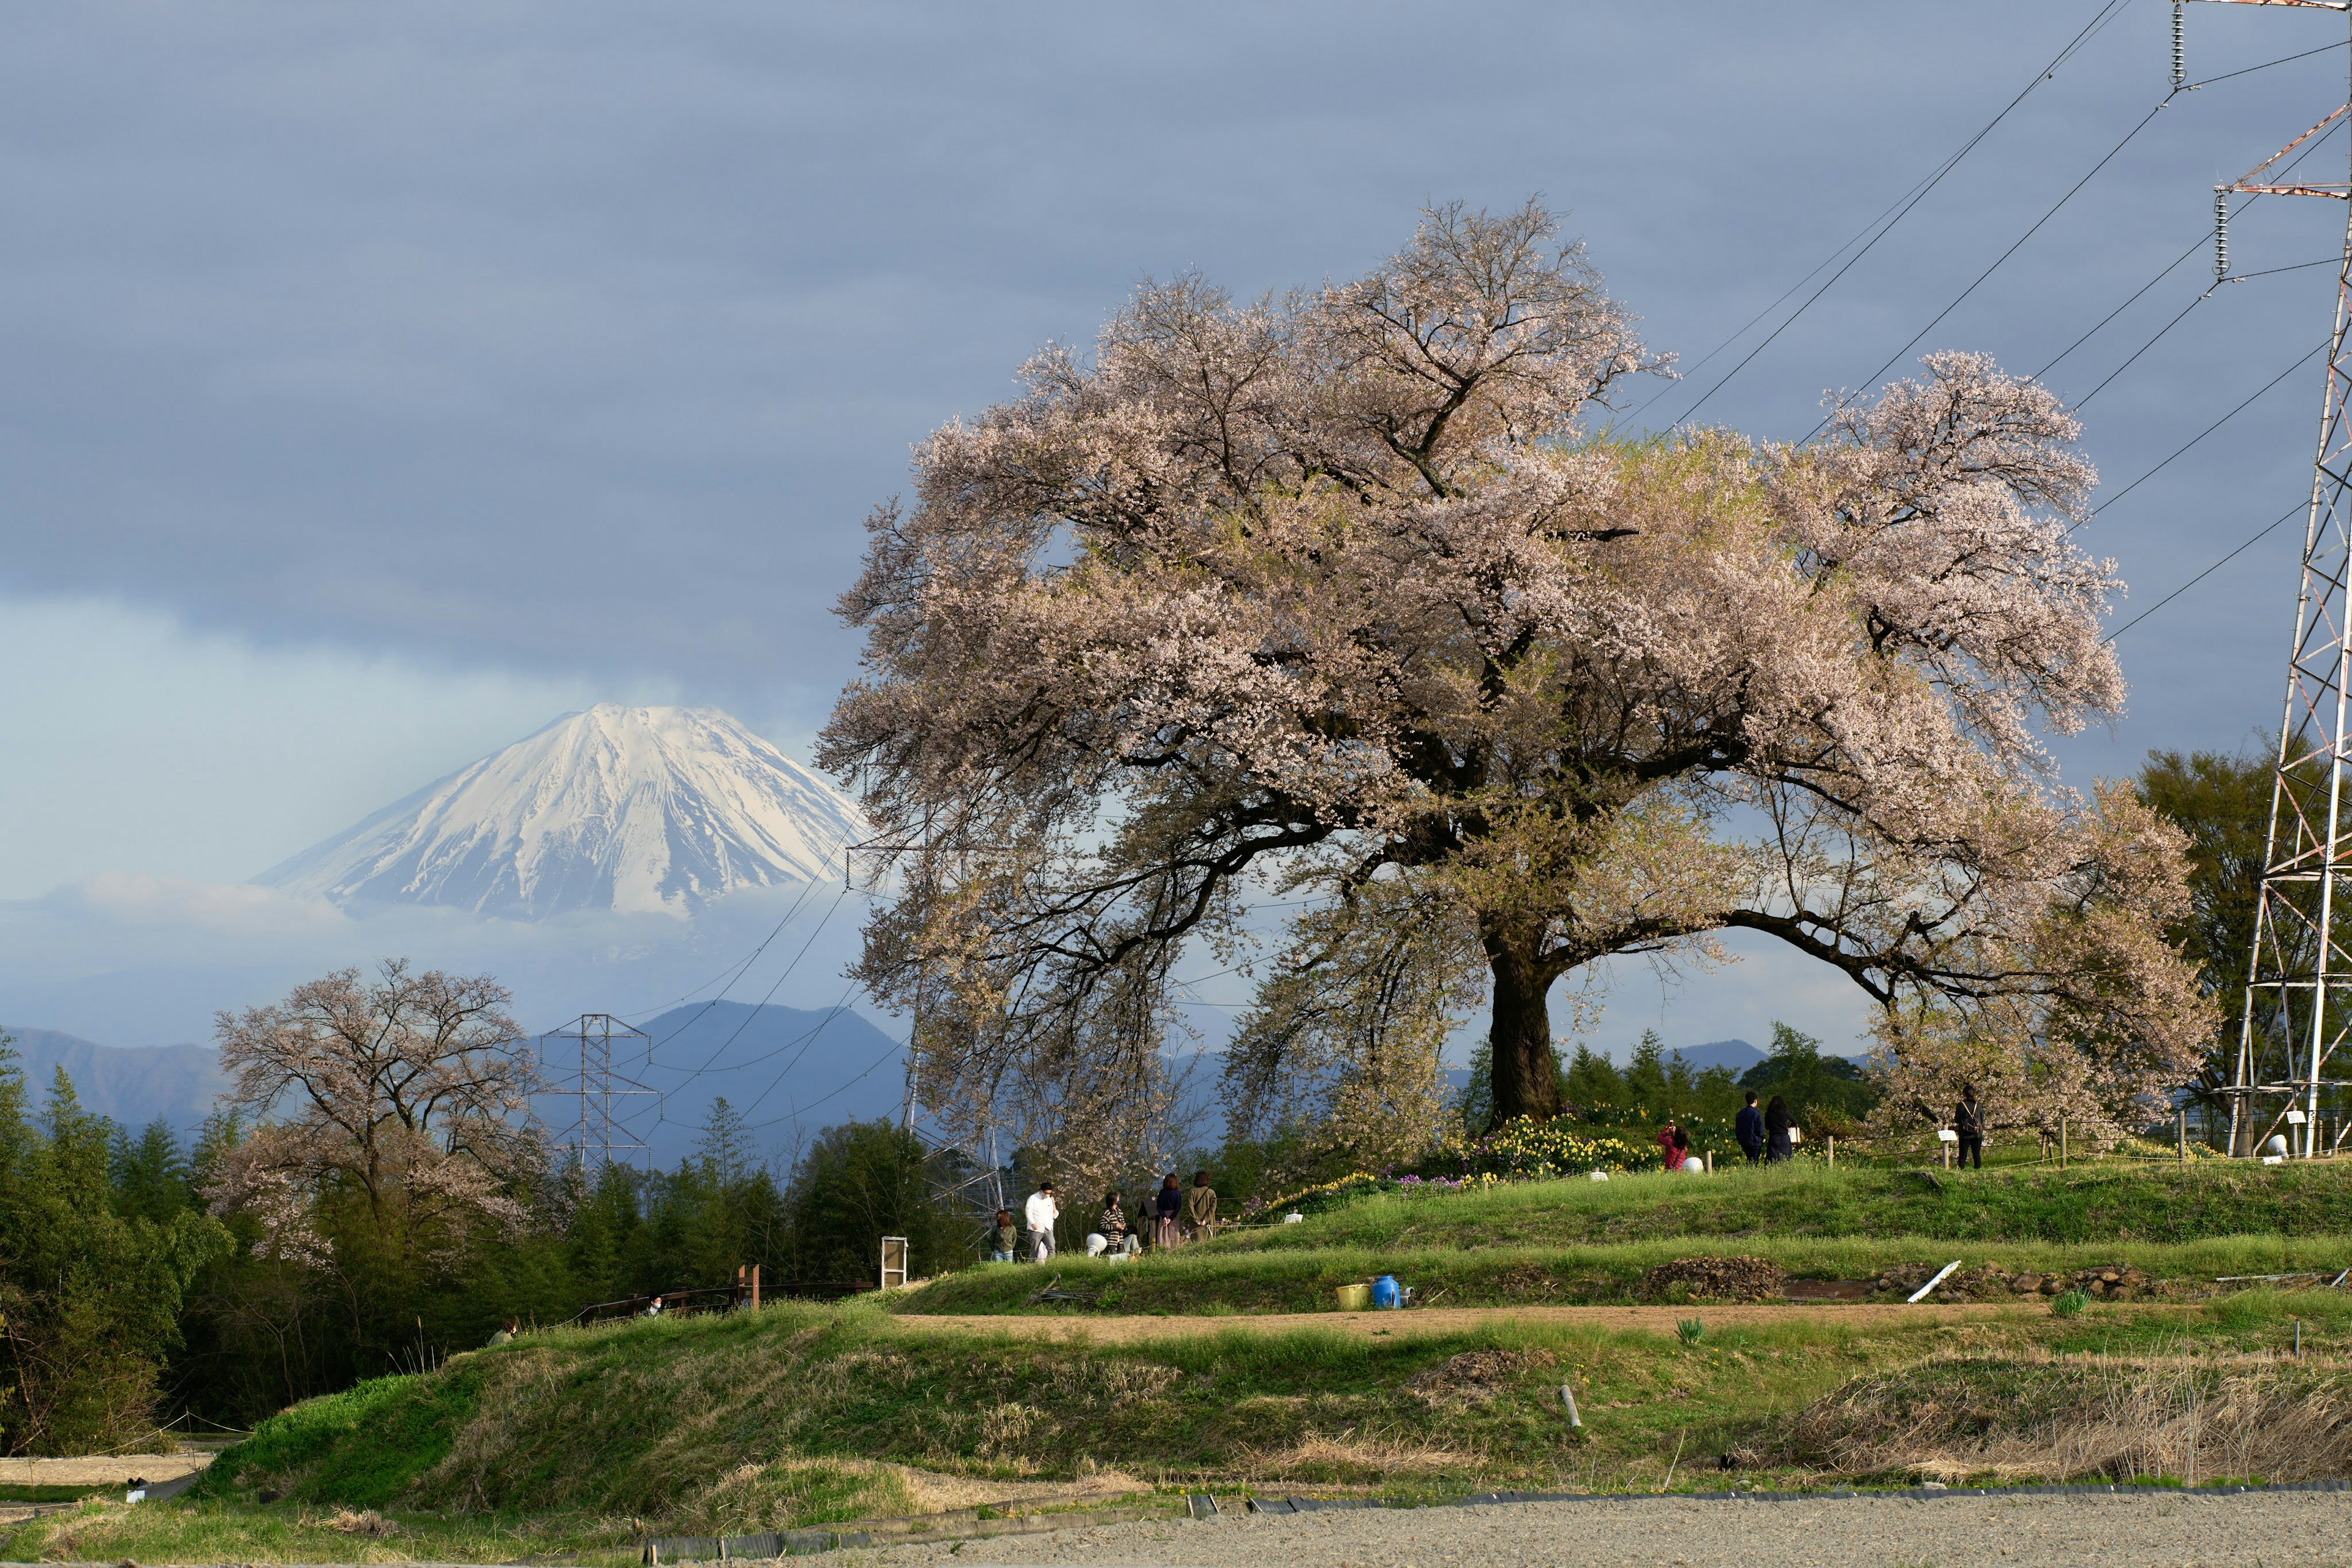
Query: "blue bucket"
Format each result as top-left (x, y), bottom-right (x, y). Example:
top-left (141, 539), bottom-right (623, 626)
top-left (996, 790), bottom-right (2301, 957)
top-left (1371, 1275), bottom-right (1401, 1310)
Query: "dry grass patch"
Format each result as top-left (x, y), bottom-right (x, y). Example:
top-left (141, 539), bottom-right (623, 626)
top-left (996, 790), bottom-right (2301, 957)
top-left (1404, 1348), bottom-right (1558, 1406)
top-left (1240, 1434), bottom-right (1480, 1481)
top-left (1777, 1352), bottom-right (2352, 1485)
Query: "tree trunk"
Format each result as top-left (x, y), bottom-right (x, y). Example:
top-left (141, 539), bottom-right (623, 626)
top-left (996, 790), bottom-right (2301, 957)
top-left (1484, 929), bottom-right (1562, 1130)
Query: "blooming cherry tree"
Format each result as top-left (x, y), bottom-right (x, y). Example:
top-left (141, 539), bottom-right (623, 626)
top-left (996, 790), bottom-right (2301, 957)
top-left (206, 960), bottom-right (542, 1265)
top-left (821, 200), bottom-right (2210, 1153)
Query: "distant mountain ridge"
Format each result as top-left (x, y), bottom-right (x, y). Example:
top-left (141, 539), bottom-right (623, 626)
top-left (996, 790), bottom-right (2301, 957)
top-left (4, 1025), bottom-right (225, 1133)
top-left (256, 705), bottom-right (865, 918)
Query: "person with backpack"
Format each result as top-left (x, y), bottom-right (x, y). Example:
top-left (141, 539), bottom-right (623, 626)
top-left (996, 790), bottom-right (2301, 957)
top-left (1954, 1084), bottom-right (1985, 1170)
top-left (1735, 1091), bottom-right (1766, 1165)
top-left (990, 1208), bottom-right (1019, 1262)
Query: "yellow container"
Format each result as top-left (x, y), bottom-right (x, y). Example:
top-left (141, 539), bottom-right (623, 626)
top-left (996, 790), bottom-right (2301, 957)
top-left (1335, 1283), bottom-right (1372, 1311)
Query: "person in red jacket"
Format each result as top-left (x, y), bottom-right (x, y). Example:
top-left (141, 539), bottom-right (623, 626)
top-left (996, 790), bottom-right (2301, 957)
top-left (1656, 1123), bottom-right (1687, 1171)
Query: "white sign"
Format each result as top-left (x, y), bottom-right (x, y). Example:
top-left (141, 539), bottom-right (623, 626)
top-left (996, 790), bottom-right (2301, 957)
top-left (2286, 1110), bottom-right (2309, 1125)
top-left (1937, 1129), bottom-right (1960, 1143)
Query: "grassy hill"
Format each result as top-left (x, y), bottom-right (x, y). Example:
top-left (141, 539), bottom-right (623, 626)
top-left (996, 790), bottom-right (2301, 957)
top-left (904, 1160), bottom-right (2352, 1316)
top-left (12, 1157), bottom-right (2352, 1564)
top-left (15, 1288), bottom-right (2352, 1565)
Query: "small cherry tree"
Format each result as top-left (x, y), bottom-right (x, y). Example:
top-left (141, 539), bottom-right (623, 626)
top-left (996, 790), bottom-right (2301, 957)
top-left (206, 959), bottom-right (543, 1267)
top-left (821, 200), bottom-right (2210, 1158)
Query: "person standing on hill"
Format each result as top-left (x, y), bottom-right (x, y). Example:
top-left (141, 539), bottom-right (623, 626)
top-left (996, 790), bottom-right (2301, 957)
top-left (1155, 1172), bottom-right (1183, 1248)
top-left (1025, 1181), bottom-right (1060, 1261)
top-left (990, 1208), bottom-right (1019, 1262)
top-left (1736, 1092), bottom-right (1766, 1165)
top-left (1764, 1096), bottom-right (1795, 1164)
top-left (1954, 1084), bottom-right (1985, 1170)
top-left (1184, 1170), bottom-right (1218, 1239)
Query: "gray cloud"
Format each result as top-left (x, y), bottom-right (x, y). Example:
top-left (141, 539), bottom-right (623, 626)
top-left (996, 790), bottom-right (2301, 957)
top-left (0, 0), bottom-right (2339, 766)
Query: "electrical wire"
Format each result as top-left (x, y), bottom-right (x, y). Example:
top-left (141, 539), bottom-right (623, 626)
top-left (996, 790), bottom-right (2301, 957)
top-left (2185, 39), bottom-right (2346, 92)
top-left (2106, 497), bottom-right (2307, 642)
top-left (1667, 0), bottom-right (2132, 428)
top-left (670, 883), bottom-right (853, 1082)
top-left (2071, 288), bottom-right (2212, 409)
top-left (2079, 339), bottom-right (2327, 525)
top-left (1809, 94), bottom-right (2178, 440)
top-left (2034, 235), bottom-right (2207, 381)
top-left (616, 874), bottom-right (823, 1037)
top-left (2035, 110), bottom-right (2342, 391)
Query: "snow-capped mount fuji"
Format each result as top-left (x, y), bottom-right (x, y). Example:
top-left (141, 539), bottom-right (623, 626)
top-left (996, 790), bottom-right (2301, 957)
top-left (255, 705), bottom-right (865, 918)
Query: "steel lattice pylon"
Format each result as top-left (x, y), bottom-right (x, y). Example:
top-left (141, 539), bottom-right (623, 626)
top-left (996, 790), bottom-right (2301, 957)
top-left (546, 1012), bottom-right (655, 1172)
top-left (2209, 0), bottom-right (2352, 1157)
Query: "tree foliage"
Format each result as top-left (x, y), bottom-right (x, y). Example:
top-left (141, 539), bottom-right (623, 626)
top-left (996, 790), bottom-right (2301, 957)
top-left (822, 197), bottom-right (2208, 1155)
top-left (2135, 747), bottom-right (2275, 1110)
top-left (0, 1044), bottom-right (227, 1455)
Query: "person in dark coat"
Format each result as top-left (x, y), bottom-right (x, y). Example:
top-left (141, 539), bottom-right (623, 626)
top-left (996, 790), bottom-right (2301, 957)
top-left (1954, 1083), bottom-right (1985, 1170)
top-left (1735, 1091), bottom-right (1766, 1165)
top-left (1154, 1172), bottom-right (1183, 1248)
top-left (1764, 1095), bottom-right (1796, 1163)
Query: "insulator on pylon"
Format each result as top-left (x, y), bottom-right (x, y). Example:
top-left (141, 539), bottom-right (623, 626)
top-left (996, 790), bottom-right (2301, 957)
top-left (2215, 190), bottom-right (2230, 281)
top-left (2173, 1), bottom-right (2186, 94)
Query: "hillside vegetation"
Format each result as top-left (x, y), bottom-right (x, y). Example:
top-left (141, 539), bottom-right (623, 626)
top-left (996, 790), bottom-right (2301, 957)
top-left (1231, 1161), bottom-right (2352, 1250)
top-left (14, 1287), bottom-right (2352, 1565)
top-left (902, 1161), bottom-right (2352, 1316)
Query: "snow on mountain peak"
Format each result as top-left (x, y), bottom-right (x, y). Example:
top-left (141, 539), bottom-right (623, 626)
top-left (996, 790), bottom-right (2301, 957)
top-left (255, 704), bottom-right (865, 918)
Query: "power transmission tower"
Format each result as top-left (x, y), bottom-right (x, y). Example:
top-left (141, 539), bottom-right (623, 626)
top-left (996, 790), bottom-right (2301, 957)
top-left (545, 1013), bottom-right (655, 1172)
top-left (2198, 0), bottom-right (2352, 1157)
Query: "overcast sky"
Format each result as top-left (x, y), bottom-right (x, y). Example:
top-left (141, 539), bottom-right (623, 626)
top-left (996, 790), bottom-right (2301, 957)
top-left (3, 0), bottom-right (2345, 1047)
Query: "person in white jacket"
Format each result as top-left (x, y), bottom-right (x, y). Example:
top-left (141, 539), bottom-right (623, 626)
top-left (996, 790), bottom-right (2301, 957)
top-left (1023, 1182), bottom-right (1059, 1261)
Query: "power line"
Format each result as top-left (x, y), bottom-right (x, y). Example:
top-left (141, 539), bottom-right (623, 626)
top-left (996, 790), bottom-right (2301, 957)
top-left (2080, 340), bottom-right (2327, 524)
top-left (2034, 236), bottom-right (2207, 380)
top-left (619, 873), bottom-right (824, 1033)
top-left (669, 883), bottom-right (854, 1083)
top-left (1667, 0), bottom-right (2131, 428)
top-left (2106, 498), bottom-right (2305, 642)
top-left (1809, 94), bottom-right (2179, 440)
top-left (2037, 109), bottom-right (2343, 391)
top-left (2185, 39), bottom-right (2346, 93)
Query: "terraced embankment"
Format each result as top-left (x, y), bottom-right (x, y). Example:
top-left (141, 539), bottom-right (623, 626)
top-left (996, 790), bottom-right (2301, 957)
top-left (9, 1283), bottom-right (2352, 1564)
top-left (897, 1162), bottom-right (2352, 1317)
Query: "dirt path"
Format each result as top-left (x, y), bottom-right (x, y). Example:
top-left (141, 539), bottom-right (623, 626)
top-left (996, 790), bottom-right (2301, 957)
top-left (888, 1300), bottom-right (2088, 1343)
top-left (0, 1452), bottom-right (213, 1487)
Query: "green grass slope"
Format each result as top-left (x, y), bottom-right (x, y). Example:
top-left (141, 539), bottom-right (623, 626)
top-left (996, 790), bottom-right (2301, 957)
top-left (1229, 1161), bottom-right (2352, 1250)
top-left (15, 1287), bottom-right (2352, 1564)
top-left (901, 1161), bottom-right (2352, 1316)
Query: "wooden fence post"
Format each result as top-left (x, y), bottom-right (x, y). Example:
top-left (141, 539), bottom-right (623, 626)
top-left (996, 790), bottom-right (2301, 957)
top-left (2178, 1108), bottom-right (2188, 1164)
top-left (2060, 1118), bottom-right (2068, 1170)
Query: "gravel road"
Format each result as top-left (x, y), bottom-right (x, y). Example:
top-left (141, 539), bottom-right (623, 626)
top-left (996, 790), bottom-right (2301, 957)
top-left (848, 1490), bottom-right (2352, 1567)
